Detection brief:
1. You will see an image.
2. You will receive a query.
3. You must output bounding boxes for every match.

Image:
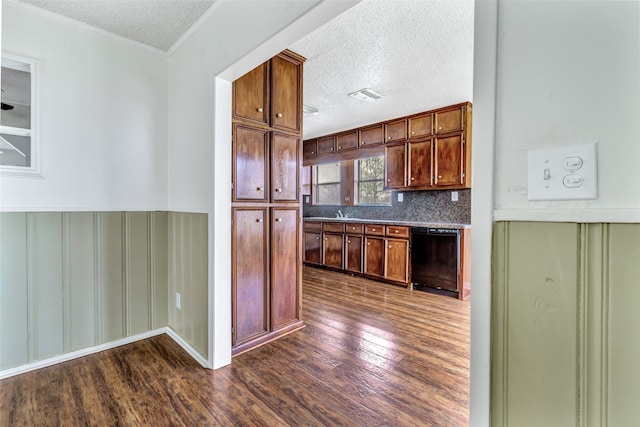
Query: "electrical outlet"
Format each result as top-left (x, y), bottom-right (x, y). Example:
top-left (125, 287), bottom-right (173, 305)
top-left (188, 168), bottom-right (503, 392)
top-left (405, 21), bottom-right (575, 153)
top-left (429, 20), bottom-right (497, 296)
top-left (176, 292), bottom-right (181, 310)
top-left (451, 191), bottom-right (459, 202)
top-left (397, 192), bottom-right (404, 202)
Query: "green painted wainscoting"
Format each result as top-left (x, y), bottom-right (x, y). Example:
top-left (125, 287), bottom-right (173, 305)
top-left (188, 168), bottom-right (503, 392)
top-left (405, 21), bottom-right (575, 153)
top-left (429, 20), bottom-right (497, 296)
top-left (0, 211), bottom-right (208, 372)
top-left (492, 222), bottom-right (640, 427)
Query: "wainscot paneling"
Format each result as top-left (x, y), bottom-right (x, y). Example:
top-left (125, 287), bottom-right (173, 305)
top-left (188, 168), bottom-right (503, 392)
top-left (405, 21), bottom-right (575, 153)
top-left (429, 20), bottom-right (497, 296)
top-left (168, 212), bottom-right (208, 359)
top-left (492, 221), bottom-right (640, 427)
top-left (0, 212), bottom-right (174, 371)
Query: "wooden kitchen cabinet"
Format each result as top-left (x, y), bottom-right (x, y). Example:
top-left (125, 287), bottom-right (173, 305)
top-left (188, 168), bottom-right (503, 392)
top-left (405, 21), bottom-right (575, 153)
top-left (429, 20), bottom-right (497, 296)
top-left (271, 52), bottom-right (303, 133)
top-left (345, 234), bottom-right (363, 273)
top-left (384, 143), bottom-right (406, 189)
top-left (303, 139), bottom-right (317, 158)
top-left (435, 105), bottom-right (464, 135)
top-left (384, 119), bottom-right (406, 143)
top-left (303, 221), bottom-right (322, 265)
top-left (271, 132), bottom-right (299, 202)
top-left (359, 124), bottom-right (384, 147)
top-left (336, 130), bottom-right (359, 152)
top-left (433, 134), bottom-right (464, 187)
top-left (232, 208), bottom-right (269, 346)
top-left (232, 62), bottom-right (268, 126)
top-left (364, 236), bottom-right (385, 278)
top-left (323, 233), bottom-right (344, 270)
top-left (233, 125), bottom-right (269, 202)
top-left (316, 135), bottom-right (336, 155)
top-left (407, 139), bottom-right (433, 188)
top-left (232, 50), bottom-right (305, 356)
top-left (270, 208), bottom-right (300, 330)
top-left (385, 238), bottom-right (409, 284)
top-left (408, 112), bottom-right (433, 139)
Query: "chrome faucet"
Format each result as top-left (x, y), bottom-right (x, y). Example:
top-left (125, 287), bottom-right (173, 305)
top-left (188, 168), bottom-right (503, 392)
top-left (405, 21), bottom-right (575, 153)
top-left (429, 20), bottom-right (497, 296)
top-left (336, 210), bottom-right (344, 218)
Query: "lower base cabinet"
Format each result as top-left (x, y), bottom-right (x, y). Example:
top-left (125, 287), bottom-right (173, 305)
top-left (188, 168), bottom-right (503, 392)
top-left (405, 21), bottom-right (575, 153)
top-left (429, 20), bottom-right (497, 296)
top-left (232, 207), bottom-right (303, 354)
top-left (344, 234), bottom-right (363, 273)
top-left (385, 238), bottom-right (410, 283)
top-left (363, 236), bottom-right (385, 278)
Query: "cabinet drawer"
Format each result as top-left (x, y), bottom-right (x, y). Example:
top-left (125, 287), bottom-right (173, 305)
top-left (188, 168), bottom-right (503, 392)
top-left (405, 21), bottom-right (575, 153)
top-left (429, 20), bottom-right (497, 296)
top-left (364, 224), bottom-right (385, 236)
top-left (304, 221), bottom-right (322, 232)
top-left (386, 225), bottom-right (410, 238)
top-left (344, 223), bottom-right (364, 234)
top-left (359, 125), bottom-right (384, 147)
top-left (323, 222), bottom-right (345, 233)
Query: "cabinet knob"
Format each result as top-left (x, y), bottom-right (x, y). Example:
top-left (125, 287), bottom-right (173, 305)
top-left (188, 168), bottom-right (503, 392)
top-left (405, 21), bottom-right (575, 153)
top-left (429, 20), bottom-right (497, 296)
top-left (439, 126), bottom-right (443, 130)
top-left (388, 245), bottom-right (392, 248)
top-left (257, 107), bottom-right (263, 112)
top-left (395, 230), bottom-right (399, 233)
top-left (411, 177), bottom-right (415, 181)
top-left (316, 237), bottom-right (320, 240)
top-left (387, 178), bottom-right (391, 182)
top-left (257, 186), bottom-right (264, 191)
top-left (387, 136), bottom-right (392, 140)
top-left (325, 238), bottom-right (328, 241)
top-left (330, 147), bottom-right (334, 151)
top-left (371, 228), bottom-right (376, 231)
top-left (276, 113), bottom-right (283, 118)
top-left (347, 240), bottom-right (351, 244)
top-left (311, 151), bottom-right (315, 154)
top-left (275, 218), bottom-right (282, 222)
top-left (256, 218), bottom-right (263, 223)
top-left (275, 188), bottom-right (282, 192)
top-left (438, 175), bottom-right (442, 179)
top-left (362, 141), bottom-right (365, 145)
top-left (367, 243), bottom-right (370, 246)
top-left (338, 146), bottom-right (342, 149)
top-left (411, 131), bottom-right (415, 135)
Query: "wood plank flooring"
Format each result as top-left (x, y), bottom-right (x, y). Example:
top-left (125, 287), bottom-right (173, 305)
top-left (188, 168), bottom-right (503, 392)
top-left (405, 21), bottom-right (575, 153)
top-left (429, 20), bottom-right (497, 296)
top-left (0, 266), bottom-right (470, 426)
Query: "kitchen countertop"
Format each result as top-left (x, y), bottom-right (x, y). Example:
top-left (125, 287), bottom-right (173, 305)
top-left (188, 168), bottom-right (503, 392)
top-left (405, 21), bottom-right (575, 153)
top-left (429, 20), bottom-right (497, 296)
top-left (303, 217), bottom-right (470, 229)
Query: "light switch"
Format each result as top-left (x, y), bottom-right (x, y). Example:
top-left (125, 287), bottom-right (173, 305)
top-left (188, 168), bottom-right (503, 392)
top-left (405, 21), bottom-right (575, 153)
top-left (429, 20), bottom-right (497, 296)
top-left (527, 143), bottom-right (597, 200)
top-left (397, 192), bottom-right (403, 202)
top-left (451, 191), bottom-right (459, 202)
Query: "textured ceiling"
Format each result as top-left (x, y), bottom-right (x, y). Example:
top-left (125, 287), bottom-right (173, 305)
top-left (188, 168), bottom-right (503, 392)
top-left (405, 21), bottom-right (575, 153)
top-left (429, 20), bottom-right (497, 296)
top-left (289, 0), bottom-right (474, 139)
top-left (19, 0), bottom-right (215, 51)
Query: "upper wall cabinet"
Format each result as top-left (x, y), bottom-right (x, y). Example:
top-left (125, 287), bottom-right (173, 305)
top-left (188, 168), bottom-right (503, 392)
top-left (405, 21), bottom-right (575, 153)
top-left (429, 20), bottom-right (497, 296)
top-left (271, 53), bottom-right (303, 133)
top-left (408, 112), bottom-right (433, 139)
top-left (435, 106), bottom-right (464, 134)
top-left (233, 62), bottom-right (269, 126)
top-left (360, 124), bottom-right (384, 147)
top-left (233, 50), bottom-right (304, 133)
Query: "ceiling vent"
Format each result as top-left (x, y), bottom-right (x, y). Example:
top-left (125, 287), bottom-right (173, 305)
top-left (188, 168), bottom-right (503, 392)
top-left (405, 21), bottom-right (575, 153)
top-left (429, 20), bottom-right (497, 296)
top-left (303, 104), bottom-right (320, 115)
top-left (348, 88), bottom-right (383, 102)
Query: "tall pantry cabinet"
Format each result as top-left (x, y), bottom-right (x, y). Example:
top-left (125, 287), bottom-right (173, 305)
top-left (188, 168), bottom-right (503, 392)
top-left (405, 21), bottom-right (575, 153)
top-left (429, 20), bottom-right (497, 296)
top-left (231, 50), bottom-right (305, 355)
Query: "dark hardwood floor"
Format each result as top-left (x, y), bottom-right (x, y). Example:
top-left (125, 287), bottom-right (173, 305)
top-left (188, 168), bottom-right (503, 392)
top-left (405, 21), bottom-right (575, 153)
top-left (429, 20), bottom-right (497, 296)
top-left (0, 266), bottom-right (470, 426)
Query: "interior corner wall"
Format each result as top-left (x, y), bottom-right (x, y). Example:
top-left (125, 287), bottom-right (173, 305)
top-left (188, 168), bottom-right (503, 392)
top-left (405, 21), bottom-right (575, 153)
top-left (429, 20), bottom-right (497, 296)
top-left (0, 2), bottom-right (168, 211)
top-left (493, 0), bottom-right (640, 220)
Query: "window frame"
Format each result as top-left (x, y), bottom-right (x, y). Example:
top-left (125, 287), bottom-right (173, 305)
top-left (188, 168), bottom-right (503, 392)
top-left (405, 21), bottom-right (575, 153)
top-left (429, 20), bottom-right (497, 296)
top-left (1, 52), bottom-right (44, 178)
top-left (355, 155), bottom-right (391, 206)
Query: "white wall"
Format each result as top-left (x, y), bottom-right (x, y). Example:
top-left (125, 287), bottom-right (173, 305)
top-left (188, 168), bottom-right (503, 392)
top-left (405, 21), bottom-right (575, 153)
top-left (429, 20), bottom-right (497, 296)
top-left (0, 2), bottom-right (168, 211)
top-left (493, 0), bottom-right (640, 222)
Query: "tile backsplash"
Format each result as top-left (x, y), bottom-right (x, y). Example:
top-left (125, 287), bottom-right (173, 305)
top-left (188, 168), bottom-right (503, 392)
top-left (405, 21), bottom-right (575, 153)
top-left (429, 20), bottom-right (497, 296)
top-left (303, 189), bottom-right (470, 224)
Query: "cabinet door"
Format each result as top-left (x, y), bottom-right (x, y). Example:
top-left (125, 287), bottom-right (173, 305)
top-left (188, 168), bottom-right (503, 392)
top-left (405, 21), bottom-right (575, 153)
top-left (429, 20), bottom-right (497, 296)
top-left (304, 232), bottom-right (322, 265)
top-left (233, 63), bottom-right (268, 125)
top-left (407, 139), bottom-right (433, 187)
top-left (384, 119), bottom-right (407, 143)
top-left (384, 143), bottom-right (406, 188)
top-left (271, 132), bottom-right (299, 202)
top-left (385, 238), bottom-right (409, 283)
top-left (317, 135), bottom-right (336, 155)
top-left (336, 130), bottom-right (358, 152)
top-left (323, 233), bottom-right (344, 270)
top-left (408, 113), bottom-right (433, 139)
top-left (345, 235), bottom-right (363, 274)
top-left (233, 125), bottom-right (268, 202)
top-left (303, 139), bottom-right (317, 158)
top-left (360, 125), bottom-right (384, 147)
top-left (232, 208), bottom-right (269, 345)
top-left (435, 106), bottom-right (464, 134)
top-left (434, 134), bottom-right (464, 187)
top-left (271, 208), bottom-right (300, 330)
top-left (364, 236), bottom-right (385, 278)
top-left (271, 54), bottom-right (301, 132)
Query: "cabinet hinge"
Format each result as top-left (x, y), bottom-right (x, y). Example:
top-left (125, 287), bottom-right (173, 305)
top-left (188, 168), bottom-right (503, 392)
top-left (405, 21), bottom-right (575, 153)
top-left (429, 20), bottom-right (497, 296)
top-left (231, 182), bottom-right (234, 190)
top-left (231, 326), bottom-right (234, 334)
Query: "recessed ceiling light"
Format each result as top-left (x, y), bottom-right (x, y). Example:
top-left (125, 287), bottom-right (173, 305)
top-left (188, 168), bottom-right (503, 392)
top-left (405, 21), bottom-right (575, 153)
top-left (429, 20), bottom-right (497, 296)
top-left (348, 88), bottom-right (383, 102)
top-left (303, 104), bottom-right (319, 115)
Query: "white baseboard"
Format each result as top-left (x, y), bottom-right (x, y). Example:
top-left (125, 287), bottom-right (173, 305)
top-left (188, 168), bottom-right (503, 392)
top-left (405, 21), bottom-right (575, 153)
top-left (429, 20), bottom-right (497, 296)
top-left (0, 327), bottom-right (210, 379)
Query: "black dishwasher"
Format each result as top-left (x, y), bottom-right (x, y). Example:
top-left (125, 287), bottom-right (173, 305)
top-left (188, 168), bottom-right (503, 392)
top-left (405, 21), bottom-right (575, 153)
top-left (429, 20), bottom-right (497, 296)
top-left (411, 228), bottom-right (460, 295)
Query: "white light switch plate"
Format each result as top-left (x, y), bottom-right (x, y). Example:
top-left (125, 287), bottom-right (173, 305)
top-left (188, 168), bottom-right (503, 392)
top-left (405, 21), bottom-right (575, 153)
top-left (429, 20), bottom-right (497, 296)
top-left (527, 143), bottom-right (597, 201)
